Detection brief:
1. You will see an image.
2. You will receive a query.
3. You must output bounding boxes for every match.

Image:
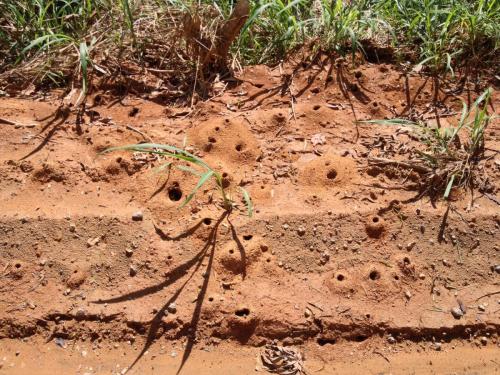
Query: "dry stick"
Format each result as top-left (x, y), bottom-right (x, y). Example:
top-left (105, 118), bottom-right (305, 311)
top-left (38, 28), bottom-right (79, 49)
top-left (368, 157), bottom-right (431, 174)
top-left (190, 57), bottom-right (200, 109)
top-left (475, 291), bottom-right (500, 301)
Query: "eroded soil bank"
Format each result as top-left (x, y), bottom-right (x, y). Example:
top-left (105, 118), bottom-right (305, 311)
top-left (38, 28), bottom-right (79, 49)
top-left (1, 62), bottom-right (499, 374)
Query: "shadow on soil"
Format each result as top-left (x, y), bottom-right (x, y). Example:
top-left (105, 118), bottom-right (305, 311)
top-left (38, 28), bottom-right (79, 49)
top-left (92, 210), bottom-right (246, 374)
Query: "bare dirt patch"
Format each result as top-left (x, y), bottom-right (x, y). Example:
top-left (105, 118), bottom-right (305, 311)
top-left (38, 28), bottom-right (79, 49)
top-left (0, 62), bottom-right (499, 374)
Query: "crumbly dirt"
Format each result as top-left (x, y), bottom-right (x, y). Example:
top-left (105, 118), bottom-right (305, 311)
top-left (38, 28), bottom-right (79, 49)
top-left (0, 62), bottom-right (499, 374)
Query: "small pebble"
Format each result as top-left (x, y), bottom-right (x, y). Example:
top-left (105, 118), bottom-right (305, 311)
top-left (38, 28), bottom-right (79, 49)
top-left (433, 342), bottom-right (442, 351)
top-left (69, 223), bottom-right (76, 232)
top-left (297, 227), bottom-right (306, 236)
top-left (167, 302), bottom-right (177, 314)
top-left (125, 248), bottom-right (133, 257)
top-left (129, 265), bottom-right (137, 277)
top-left (480, 336), bottom-right (488, 345)
top-left (387, 335), bottom-right (396, 344)
top-left (406, 241), bottom-right (416, 251)
top-left (478, 304), bottom-right (486, 312)
top-left (451, 306), bottom-right (464, 319)
top-left (493, 265), bottom-right (500, 274)
top-left (405, 291), bottom-right (412, 299)
top-left (132, 211), bottom-right (143, 221)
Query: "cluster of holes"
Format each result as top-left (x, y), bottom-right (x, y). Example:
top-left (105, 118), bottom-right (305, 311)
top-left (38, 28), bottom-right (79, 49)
top-left (235, 308), bottom-right (250, 317)
top-left (168, 183), bottom-right (183, 201)
top-left (326, 169), bottom-right (337, 180)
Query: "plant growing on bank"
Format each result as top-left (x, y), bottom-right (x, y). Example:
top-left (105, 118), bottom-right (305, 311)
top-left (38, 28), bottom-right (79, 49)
top-left (103, 143), bottom-right (253, 217)
top-left (363, 88), bottom-right (493, 199)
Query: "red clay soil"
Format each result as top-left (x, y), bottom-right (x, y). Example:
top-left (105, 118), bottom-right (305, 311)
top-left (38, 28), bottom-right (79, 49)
top-left (0, 62), bottom-right (499, 374)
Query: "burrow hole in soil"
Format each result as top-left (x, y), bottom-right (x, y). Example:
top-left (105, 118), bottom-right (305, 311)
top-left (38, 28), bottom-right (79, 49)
top-left (355, 335), bottom-right (368, 342)
top-left (208, 137), bottom-right (217, 143)
top-left (403, 257), bottom-right (411, 264)
top-left (215, 126), bottom-right (220, 132)
top-left (235, 144), bottom-right (243, 152)
top-left (369, 270), bottom-right (381, 280)
top-left (235, 308), bottom-right (250, 317)
top-left (229, 249), bottom-right (234, 254)
top-left (208, 297), bottom-right (214, 302)
top-left (317, 337), bottom-right (336, 346)
top-left (372, 216), bottom-right (380, 223)
top-left (221, 173), bottom-right (230, 188)
top-left (243, 235), bottom-right (253, 241)
top-left (203, 218), bottom-right (212, 226)
top-left (326, 169), bottom-right (337, 180)
top-left (394, 275), bottom-right (400, 280)
top-left (73, 270), bottom-right (78, 274)
top-left (167, 255), bottom-right (173, 260)
top-left (336, 274), bottom-right (345, 281)
top-left (168, 183), bottom-right (182, 201)
top-left (15, 263), bottom-right (22, 269)
top-left (313, 105), bottom-right (321, 111)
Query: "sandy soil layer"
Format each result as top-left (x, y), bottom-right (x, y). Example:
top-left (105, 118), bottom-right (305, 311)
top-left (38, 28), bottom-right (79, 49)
top-left (0, 62), bottom-right (499, 374)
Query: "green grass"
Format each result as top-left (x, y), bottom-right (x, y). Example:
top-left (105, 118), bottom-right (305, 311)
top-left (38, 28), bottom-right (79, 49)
top-left (0, 0), bottom-right (498, 89)
top-left (103, 143), bottom-right (254, 217)
top-left (362, 87), bottom-right (493, 199)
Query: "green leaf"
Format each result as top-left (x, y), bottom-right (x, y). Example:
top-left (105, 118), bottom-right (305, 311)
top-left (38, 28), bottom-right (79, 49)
top-left (444, 174), bottom-right (455, 199)
top-left (180, 171), bottom-right (214, 208)
top-left (240, 187), bottom-right (253, 218)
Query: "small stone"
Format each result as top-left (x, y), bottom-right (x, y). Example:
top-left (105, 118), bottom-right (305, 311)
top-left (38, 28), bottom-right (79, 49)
top-left (170, 351), bottom-right (177, 358)
top-left (167, 303), bottom-right (177, 314)
top-left (493, 265), bottom-right (500, 274)
top-left (451, 307), bottom-right (464, 319)
top-left (418, 273), bottom-right (426, 280)
top-left (406, 241), bottom-right (416, 251)
top-left (132, 211), bottom-right (143, 221)
top-left (478, 304), bottom-right (486, 312)
top-left (69, 223), bottom-right (76, 232)
top-left (480, 336), bottom-right (488, 345)
top-left (125, 248), bottom-right (133, 257)
top-left (387, 335), bottom-right (396, 344)
top-left (297, 227), bottom-right (306, 236)
top-left (304, 308), bottom-right (312, 318)
top-left (442, 259), bottom-right (450, 267)
top-left (433, 342), bottom-right (442, 351)
top-left (129, 265), bottom-right (137, 277)
top-left (405, 291), bottom-right (412, 299)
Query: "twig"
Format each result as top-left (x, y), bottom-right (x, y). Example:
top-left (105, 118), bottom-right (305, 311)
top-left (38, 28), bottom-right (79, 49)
top-left (373, 350), bottom-right (390, 363)
top-left (125, 125), bottom-right (152, 142)
top-left (475, 291), bottom-right (500, 301)
top-left (368, 157), bottom-right (431, 174)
